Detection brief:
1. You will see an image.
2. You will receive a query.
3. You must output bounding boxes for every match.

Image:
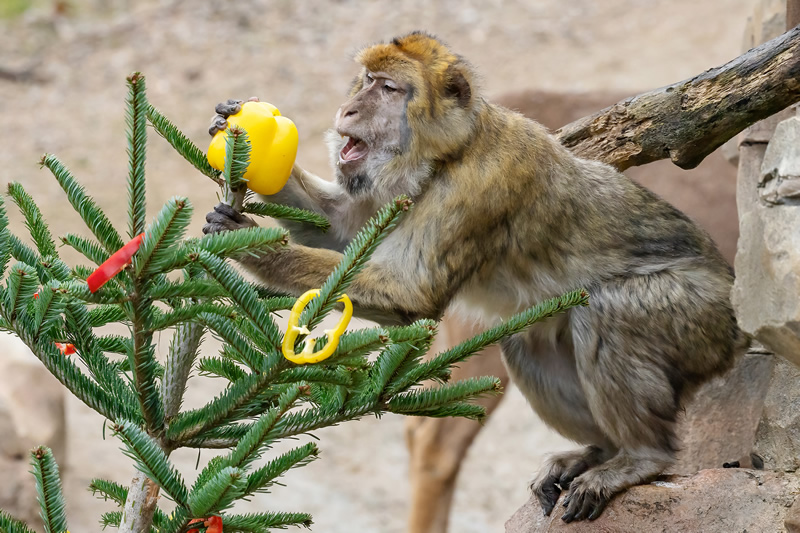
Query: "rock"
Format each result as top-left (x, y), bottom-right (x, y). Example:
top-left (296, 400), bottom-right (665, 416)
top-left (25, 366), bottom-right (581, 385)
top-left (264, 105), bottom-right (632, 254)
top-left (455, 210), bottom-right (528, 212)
top-left (0, 455), bottom-right (41, 527)
top-left (505, 469), bottom-right (800, 533)
top-left (0, 358), bottom-right (67, 463)
top-left (753, 357), bottom-right (800, 471)
top-left (673, 352), bottom-right (774, 474)
top-left (0, 334), bottom-right (66, 530)
top-left (733, 115), bottom-right (800, 366)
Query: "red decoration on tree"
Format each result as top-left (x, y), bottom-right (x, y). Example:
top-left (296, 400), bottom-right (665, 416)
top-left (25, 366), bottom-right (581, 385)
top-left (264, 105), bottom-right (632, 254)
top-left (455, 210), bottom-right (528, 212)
top-left (87, 233), bottom-right (144, 293)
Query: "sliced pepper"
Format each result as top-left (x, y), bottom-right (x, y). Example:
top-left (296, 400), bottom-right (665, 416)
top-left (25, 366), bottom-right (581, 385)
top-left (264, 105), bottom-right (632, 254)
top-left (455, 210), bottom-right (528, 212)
top-left (282, 289), bottom-right (353, 365)
top-left (188, 516), bottom-right (222, 533)
top-left (87, 233), bottom-right (144, 293)
top-left (54, 342), bottom-right (76, 355)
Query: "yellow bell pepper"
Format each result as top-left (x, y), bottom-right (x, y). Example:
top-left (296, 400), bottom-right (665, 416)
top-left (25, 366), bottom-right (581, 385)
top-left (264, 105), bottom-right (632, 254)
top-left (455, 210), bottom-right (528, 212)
top-left (282, 289), bottom-right (353, 365)
top-left (207, 101), bottom-right (299, 195)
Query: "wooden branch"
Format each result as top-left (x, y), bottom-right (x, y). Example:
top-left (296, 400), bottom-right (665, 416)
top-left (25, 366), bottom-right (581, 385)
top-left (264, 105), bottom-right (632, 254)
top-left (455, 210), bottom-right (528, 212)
top-left (556, 25), bottom-right (800, 171)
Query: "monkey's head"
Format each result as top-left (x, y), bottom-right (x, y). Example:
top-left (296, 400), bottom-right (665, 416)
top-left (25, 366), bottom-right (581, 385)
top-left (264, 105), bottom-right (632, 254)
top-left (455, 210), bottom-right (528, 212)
top-left (328, 32), bottom-right (480, 201)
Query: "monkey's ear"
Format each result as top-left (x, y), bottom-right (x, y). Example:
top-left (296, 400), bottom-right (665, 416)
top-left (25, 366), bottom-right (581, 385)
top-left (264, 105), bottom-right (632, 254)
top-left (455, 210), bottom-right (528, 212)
top-left (444, 65), bottom-right (472, 108)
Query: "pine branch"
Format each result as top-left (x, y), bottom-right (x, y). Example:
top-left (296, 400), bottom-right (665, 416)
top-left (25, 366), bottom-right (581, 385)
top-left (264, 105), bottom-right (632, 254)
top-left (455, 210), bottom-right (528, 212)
top-left (192, 226), bottom-right (288, 258)
top-left (15, 329), bottom-right (131, 421)
top-left (113, 420), bottom-right (189, 506)
top-left (32, 281), bottom-right (66, 336)
top-left (198, 356), bottom-right (247, 382)
top-left (194, 251), bottom-right (282, 351)
top-left (38, 256), bottom-right (70, 283)
top-left (387, 376), bottom-right (501, 413)
top-left (149, 303), bottom-right (231, 331)
top-left (97, 334), bottom-right (131, 354)
top-left (7, 182), bottom-right (57, 259)
top-left (61, 233), bottom-right (109, 266)
top-left (200, 312), bottom-right (271, 371)
top-left (166, 372), bottom-right (276, 443)
top-left (61, 301), bottom-right (139, 411)
top-left (4, 262), bottom-right (39, 317)
top-left (404, 402), bottom-right (487, 420)
top-left (243, 442), bottom-right (319, 498)
top-left (0, 510), bottom-right (39, 533)
top-left (40, 154), bottom-right (125, 253)
top-left (147, 104), bottom-right (221, 183)
top-left (0, 199), bottom-right (11, 280)
top-left (89, 478), bottom-right (129, 506)
top-left (129, 292), bottom-right (164, 431)
top-left (222, 126), bottom-right (251, 191)
top-left (88, 304), bottom-right (129, 327)
top-left (163, 321), bottom-right (204, 420)
top-left (126, 73), bottom-right (148, 239)
top-left (242, 201), bottom-right (330, 232)
top-left (298, 196), bottom-right (411, 331)
top-left (226, 386), bottom-right (302, 471)
top-left (368, 342), bottom-right (416, 398)
top-left (187, 466), bottom-right (245, 517)
top-left (222, 511), bottom-right (314, 531)
top-left (134, 196), bottom-right (193, 276)
top-left (275, 366), bottom-right (353, 387)
top-left (147, 278), bottom-right (228, 300)
top-left (30, 446), bottom-right (68, 533)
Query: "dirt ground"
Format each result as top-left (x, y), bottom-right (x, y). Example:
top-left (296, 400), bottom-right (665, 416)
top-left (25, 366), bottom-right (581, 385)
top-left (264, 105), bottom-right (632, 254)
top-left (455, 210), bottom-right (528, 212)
top-left (0, 0), bottom-right (756, 531)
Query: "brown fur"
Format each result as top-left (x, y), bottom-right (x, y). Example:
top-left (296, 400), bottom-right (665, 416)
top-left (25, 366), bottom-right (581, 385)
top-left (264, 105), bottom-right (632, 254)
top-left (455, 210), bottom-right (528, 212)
top-left (204, 32), bottom-right (748, 522)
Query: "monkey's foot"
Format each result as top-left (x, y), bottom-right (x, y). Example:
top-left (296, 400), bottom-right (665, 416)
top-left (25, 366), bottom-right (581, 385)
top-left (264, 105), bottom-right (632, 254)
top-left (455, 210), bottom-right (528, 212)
top-left (531, 446), bottom-right (610, 517)
top-left (560, 476), bottom-right (612, 523)
top-left (531, 472), bottom-right (562, 517)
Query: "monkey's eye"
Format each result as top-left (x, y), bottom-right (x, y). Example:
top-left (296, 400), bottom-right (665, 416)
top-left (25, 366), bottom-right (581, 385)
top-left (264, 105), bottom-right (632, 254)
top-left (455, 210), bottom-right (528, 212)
top-left (366, 73), bottom-right (375, 84)
top-left (383, 81), bottom-right (398, 93)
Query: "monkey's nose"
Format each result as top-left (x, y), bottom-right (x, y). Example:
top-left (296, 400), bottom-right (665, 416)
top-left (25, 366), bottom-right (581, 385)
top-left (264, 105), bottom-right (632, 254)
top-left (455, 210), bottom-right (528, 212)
top-left (343, 108), bottom-right (358, 118)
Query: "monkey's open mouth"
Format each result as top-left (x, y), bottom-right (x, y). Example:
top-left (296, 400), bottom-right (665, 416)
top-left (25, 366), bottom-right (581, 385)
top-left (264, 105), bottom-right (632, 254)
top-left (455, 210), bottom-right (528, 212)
top-left (340, 136), bottom-right (369, 163)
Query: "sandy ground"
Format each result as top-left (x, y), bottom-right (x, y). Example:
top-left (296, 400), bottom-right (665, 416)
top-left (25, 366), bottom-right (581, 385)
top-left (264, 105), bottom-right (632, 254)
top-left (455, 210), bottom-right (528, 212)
top-left (0, 0), bottom-right (756, 531)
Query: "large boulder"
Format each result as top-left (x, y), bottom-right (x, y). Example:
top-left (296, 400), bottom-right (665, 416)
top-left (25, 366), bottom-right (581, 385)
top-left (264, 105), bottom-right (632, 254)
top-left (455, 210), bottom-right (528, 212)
top-left (753, 356), bottom-right (800, 471)
top-left (506, 469), bottom-right (800, 533)
top-left (674, 351), bottom-right (773, 474)
top-left (733, 115), bottom-right (800, 366)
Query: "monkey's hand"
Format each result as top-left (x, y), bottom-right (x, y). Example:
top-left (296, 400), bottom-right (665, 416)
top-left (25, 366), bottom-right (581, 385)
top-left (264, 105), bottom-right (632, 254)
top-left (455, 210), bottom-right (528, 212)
top-left (203, 203), bottom-right (259, 234)
top-left (208, 97), bottom-right (260, 136)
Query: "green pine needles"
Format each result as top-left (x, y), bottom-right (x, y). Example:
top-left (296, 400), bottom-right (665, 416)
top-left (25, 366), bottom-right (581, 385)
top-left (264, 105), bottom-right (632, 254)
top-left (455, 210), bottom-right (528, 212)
top-left (0, 72), bottom-right (588, 532)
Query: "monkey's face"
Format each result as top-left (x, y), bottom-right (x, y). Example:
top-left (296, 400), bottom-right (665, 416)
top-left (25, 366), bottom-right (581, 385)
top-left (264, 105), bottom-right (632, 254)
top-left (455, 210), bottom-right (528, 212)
top-left (328, 32), bottom-right (479, 201)
top-left (331, 69), bottom-right (412, 197)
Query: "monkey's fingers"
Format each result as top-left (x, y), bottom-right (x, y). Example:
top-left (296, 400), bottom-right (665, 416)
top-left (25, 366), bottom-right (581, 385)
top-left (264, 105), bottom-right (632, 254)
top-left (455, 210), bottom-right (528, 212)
top-left (561, 482), bottom-right (609, 523)
top-left (203, 203), bottom-right (257, 234)
top-left (531, 476), bottom-right (561, 516)
top-left (208, 114), bottom-right (229, 136)
top-left (215, 98), bottom-right (244, 117)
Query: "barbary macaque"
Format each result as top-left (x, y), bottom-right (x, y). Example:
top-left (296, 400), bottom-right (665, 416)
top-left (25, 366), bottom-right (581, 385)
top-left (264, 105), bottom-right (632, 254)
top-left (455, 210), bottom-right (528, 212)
top-left (204, 32), bottom-right (748, 522)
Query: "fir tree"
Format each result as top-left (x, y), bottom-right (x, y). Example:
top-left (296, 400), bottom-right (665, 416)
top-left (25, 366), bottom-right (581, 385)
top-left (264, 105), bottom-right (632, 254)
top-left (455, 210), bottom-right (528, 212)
top-left (0, 73), bottom-right (588, 532)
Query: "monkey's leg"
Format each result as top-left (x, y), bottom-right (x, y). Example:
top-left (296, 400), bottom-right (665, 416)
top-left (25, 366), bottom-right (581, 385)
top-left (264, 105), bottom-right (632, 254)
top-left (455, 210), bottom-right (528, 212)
top-left (563, 297), bottom-right (683, 522)
top-left (560, 448), bottom-right (673, 522)
top-left (405, 316), bottom-right (510, 533)
top-left (501, 322), bottom-right (614, 517)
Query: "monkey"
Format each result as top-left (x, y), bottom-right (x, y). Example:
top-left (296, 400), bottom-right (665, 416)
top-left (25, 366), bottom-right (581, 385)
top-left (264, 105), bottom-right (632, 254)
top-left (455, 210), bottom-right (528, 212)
top-left (203, 32), bottom-right (749, 522)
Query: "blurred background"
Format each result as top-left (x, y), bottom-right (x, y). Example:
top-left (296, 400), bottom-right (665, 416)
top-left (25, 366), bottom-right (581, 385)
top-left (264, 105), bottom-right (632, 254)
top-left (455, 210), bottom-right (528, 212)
top-left (0, 0), bottom-right (756, 531)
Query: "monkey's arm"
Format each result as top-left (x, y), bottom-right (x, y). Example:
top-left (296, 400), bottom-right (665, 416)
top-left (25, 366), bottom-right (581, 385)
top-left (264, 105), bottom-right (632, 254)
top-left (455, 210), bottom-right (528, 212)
top-left (210, 98), bottom-right (355, 250)
top-left (204, 204), bottom-right (442, 326)
top-left (257, 165), bottom-right (355, 251)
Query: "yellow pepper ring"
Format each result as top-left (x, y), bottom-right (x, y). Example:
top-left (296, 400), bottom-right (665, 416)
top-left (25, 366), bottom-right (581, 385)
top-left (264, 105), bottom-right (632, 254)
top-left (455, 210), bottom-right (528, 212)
top-left (282, 289), bottom-right (353, 365)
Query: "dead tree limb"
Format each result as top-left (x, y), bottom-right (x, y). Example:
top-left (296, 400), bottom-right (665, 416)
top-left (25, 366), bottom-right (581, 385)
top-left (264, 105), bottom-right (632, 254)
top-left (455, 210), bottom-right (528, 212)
top-left (556, 25), bottom-right (800, 171)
